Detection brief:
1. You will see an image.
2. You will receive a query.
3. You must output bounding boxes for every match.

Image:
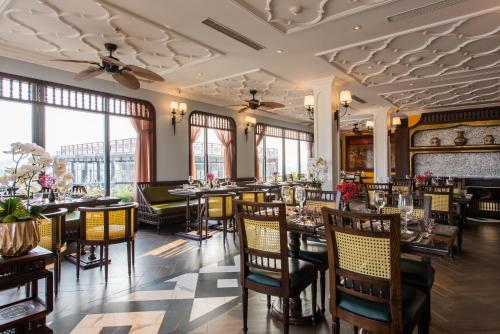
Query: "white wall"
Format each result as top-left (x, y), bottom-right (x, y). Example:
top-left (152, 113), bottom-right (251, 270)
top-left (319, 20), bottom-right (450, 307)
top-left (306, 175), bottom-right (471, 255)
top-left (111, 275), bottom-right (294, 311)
top-left (0, 57), bottom-right (310, 181)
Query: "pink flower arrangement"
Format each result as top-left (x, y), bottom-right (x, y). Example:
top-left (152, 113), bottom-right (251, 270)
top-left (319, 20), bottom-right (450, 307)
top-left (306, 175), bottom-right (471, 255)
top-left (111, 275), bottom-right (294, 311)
top-left (414, 171), bottom-right (432, 185)
top-left (336, 182), bottom-right (362, 203)
top-left (39, 173), bottom-right (55, 189)
top-left (206, 173), bottom-right (214, 181)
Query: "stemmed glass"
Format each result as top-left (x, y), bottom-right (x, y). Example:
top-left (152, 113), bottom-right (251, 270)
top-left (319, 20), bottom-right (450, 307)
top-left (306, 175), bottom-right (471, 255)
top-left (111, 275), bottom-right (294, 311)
top-left (281, 185), bottom-right (291, 205)
top-left (295, 186), bottom-right (306, 221)
top-left (373, 190), bottom-right (386, 214)
top-left (398, 194), bottom-right (414, 235)
top-left (188, 176), bottom-right (194, 186)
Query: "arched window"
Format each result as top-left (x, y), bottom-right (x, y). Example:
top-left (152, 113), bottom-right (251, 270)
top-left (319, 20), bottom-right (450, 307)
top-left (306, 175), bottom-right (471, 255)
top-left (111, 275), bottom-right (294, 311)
top-left (189, 111), bottom-right (236, 179)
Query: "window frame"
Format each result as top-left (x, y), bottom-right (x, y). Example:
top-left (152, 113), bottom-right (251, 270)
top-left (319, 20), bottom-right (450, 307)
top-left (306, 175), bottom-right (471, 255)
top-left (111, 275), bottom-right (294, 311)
top-left (0, 72), bottom-right (157, 195)
top-left (189, 111), bottom-right (237, 179)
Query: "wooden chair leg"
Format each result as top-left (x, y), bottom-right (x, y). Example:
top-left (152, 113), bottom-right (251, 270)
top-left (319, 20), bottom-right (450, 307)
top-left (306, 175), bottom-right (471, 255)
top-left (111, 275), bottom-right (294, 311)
top-left (425, 287), bottom-right (432, 322)
top-left (311, 280), bottom-right (317, 326)
top-left (131, 239), bottom-right (135, 267)
top-left (267, 294), bottom-right (271, 310)
top-left (332, 317), bottom-right (340, 334)
top-left (283, 298), bottom-right (289, 334)
top-left (353, 326), bottom-right (359, 334)
top-left (199, 218), bottom-right (203, 246)
top-left (242, 288), bottom-right (248, 333)
top-left (76, 241), bottom-right (81, 281)
top-left (320, 270), bottom-right (326, 315)
top-left (223, 219), bottom-right (227, 242)
top-left (104, 244), bottom-right (109, 283)
top-left (127, 241), bottom-right (131, 277)
top-left (99, 245), bottom-right (103, 270)
top-left (54, 254), bottom-right (60, 296)
top-left (418, 314), bottom-right (430, 334)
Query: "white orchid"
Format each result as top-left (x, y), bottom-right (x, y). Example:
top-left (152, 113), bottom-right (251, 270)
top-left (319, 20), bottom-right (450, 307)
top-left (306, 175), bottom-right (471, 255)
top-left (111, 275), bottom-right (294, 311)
top-left (54, 159), bottom-right (68, 177)
top-left (3, 142), bottom-right (24, 155)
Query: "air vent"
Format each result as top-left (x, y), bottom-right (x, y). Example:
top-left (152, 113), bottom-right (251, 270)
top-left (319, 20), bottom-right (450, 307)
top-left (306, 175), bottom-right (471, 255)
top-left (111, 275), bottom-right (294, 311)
top-left (352, 95), bottom-right (367, 104)
top-left (387, 0), bottom-right (469, 22)
top-left (202, 18), bottom-right (265, 50)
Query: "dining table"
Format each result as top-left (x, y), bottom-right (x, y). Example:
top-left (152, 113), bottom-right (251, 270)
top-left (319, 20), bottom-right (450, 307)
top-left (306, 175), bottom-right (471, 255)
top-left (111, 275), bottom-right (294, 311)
top-left (169, 185), bottom-right (248, 241)
top-left (271, 202), bottom-right (459, 327)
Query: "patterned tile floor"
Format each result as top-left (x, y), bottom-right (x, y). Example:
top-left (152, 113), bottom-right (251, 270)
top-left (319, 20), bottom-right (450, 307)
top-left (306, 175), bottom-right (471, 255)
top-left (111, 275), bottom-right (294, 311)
top-left (1, 222), bottom-right (499, 333)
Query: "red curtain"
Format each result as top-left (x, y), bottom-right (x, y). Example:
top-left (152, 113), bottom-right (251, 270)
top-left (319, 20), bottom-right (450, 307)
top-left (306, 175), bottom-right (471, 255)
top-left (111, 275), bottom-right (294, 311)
top-left (255, 127), bottom-right (266, 180)
top-left (215, 129), bottom-right (234, 178)
top-left (190, 127), bottom-right (202, 177)
top-left (130, 118), bottom-right (153, 183)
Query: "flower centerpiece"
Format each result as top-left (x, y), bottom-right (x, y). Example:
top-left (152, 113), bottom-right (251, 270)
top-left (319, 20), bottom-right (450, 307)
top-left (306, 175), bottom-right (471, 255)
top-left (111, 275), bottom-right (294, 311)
top-left (206, 172), bottom-right (214, 188)
top-left (0, 142), bottom-right (53, 256)
top-left (414, 171), bottom-right (432, 187)
top-left (336, 181), bottom-right (362, 211)
top-left (272, 171), bottom-right (279, 183)
top-left (308, 157), bottom-right (328, 189)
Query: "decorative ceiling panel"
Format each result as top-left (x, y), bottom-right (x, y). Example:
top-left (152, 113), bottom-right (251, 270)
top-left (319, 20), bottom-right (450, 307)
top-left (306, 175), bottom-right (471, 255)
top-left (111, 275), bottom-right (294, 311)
top-left (186, 69), bottom-right (312, 121)
top-left (0, 0), bottom-right (221, 75)
top-left (319, 10), bottom-right (500, 87)
top-left (382, 78), bottom-right (500, 111)
top-left (231, 0), bottom-right (395, 34)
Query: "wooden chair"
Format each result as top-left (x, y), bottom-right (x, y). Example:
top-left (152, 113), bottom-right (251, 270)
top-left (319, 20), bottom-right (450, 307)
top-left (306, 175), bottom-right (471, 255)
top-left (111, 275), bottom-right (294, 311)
top-left (77, 203), bottom-right (137, 282)
top-left (239, 191), bottom-right (266, 203)
top-left (365, 183), bottom-right (393, 210)
top-left (383, 195), bottom-right (431, 221)
top-left (321, 208), bottom-right (429, 334)
top-left (391, 179), bottom-right (414, 195)
top-left (234, 201), bottom-right (317, 334)
top-left (39, 208), bottom-right (68, 296)
top-left (200, 193), bottom-right (235, 243)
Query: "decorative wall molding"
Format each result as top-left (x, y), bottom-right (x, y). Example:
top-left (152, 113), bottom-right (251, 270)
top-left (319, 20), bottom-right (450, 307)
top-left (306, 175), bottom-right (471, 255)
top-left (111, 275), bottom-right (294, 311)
top-left (410, 107), bottom-right (500, 126)
top-left (185, 69), bottom-right (312, 121)
top-left (0, 0), bottom-right (221, 75)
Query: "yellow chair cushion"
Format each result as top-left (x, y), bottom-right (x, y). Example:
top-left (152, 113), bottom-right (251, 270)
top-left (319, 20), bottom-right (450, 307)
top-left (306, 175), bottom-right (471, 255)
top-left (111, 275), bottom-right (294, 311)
top-left (208, 197), bottom-right (233, 218)
top-left (241, 193), bottom-right (265, 203)
top-left (87, 225), bottom-right (126, 240)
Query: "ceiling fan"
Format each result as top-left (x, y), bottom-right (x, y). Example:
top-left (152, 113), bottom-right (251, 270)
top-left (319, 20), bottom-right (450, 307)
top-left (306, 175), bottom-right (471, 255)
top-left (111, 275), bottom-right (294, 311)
top-left (51, 43), bottom-right (165, 90)
top-left (228, 89), bottom-right (285, 113)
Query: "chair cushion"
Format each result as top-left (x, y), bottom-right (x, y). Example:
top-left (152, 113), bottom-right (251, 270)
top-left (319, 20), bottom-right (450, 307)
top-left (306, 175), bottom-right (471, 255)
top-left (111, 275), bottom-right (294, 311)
top-left (143, 186), bottom-right (184, 204)
top-left (401, 258), bottom-right (435, 289)
top-left (150, 200), bottom-right (199, 215)
top-left (246, 258), bottom-right (317, 290)
top-left (338, 285), bottom-right (426, 333)
top-left (87, 224), bottom-right (126, 240)
top-left (298, 241), bottom-right (328, 269)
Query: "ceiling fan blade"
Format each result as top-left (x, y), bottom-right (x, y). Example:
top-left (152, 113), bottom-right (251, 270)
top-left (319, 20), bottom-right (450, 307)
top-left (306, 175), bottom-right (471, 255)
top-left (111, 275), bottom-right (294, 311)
top-left (74, 67), bottom-right (103, 81)
top-left (126, 65), bottom-right (164, 82)
top-left (112, 72), bottom-right (140, 90)
top-left (51, 59), bottom-right (100, 66)
top-left (260, 101), bottom-right (285, 109)
top-left (257, 108), bottom-right (276, 115)
top-left (238, 107), bottom-right (249, 113)
top-left (99, 55), bottom-right (127, 67)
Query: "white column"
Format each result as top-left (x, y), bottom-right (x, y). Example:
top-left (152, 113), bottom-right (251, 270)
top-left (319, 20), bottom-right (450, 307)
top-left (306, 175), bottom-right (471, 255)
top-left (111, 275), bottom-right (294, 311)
top-left (373, 108), bottom-right (390, 180)
top-left (311, 77), bottom-right (339, 190)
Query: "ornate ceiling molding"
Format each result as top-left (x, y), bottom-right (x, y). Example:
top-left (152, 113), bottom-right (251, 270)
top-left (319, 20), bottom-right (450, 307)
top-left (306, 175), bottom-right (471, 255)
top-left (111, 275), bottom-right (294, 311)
top-left (231, 0), bottom-right (395, 34)
top-left (0, 0), bottom-right (222, 75)
top-left (185, 69), bottom-right (312, 121)
top-left (318, 8), bottom-right (500, 87)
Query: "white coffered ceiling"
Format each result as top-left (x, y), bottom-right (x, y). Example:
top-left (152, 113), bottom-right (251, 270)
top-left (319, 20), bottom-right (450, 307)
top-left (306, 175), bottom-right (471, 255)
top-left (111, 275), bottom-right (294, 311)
top-left (1, 0), bottom-right (499, 124)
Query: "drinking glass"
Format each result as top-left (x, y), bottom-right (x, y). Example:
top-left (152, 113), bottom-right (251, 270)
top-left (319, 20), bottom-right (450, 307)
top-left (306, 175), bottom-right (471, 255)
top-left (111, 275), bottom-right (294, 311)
top-left (295, 186), bottom-right (306, 220)
top-left (373, 190), bottom-right (386, 214)
top-left (281, 185), bottom-right (291, 205)
top-left (398, 194), bottom-right (414, 234)
top-left (33, 192), bottom-right (43, 204)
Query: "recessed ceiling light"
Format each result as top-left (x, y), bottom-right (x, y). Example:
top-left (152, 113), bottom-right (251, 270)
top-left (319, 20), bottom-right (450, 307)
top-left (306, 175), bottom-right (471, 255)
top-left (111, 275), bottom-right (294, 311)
top-left (197, 72), bottom-right (203, 77)
top-left (353, 25), bottom-right (362, 30)
top-left (409, 83), bottom-right (414, 86)
top-left (276, 49), bottom-right (284, 54)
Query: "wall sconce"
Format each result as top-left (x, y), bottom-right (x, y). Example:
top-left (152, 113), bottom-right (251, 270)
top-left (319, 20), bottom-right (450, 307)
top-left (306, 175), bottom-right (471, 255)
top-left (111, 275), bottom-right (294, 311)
top-left (390, 109), bottom-right (405, 133)
top-left (244, 116), bottom-right (256, 142)
top-left (365, 120), bottom-right (374, 132)
top-left (339, 90), bottom-right (352, 117)
top-left (171, 101), bottom-right (186, 135)
top-left (303, 95), bottom-right (314, 120)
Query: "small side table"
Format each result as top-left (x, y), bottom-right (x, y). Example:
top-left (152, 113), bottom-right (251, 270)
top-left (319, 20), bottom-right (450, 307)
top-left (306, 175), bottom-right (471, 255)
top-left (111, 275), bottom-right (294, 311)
top-left (0, 247), bottom-right (54, 333)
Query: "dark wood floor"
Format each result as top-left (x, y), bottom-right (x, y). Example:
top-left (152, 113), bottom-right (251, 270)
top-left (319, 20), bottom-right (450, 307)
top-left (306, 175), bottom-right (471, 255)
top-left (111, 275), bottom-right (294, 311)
top-left (1, 221), bottom-right (498, 333)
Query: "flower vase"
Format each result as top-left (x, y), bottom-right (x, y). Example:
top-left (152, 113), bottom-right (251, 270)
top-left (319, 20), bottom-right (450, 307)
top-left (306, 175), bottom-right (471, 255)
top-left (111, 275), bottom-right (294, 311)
top-left (342, 201), bottom-right (350, 211)
top-left (209, 180), bottom-right (213, 189)
top-left (48, 189), bottom-right (56, 203)
top-left (0, 219), bottom-right (40, 257)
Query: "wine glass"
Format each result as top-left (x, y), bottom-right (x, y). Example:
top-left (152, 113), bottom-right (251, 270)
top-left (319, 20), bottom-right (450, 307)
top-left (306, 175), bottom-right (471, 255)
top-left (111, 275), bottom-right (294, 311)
top-left (398, 194), bottom-right (414, 235)
top-left (188, 176), bottom-right (194, 186)
top-left (295, 186), bottom-right (306, 221)
top-left (373, 190), bottom-right (386, 214)
top-left (281, 185), bottom-right (291, 205)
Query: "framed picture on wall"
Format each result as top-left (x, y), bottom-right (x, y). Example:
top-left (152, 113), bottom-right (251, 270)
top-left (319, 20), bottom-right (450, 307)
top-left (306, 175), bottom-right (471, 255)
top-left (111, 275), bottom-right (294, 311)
top-left (343, 134), bottom-right (374, 172)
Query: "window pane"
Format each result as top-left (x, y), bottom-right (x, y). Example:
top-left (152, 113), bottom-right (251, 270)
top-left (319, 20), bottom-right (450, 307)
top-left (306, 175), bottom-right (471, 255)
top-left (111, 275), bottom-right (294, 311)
top-left (284, 139), bottom-right (299, 177)
top-left (300, 141), bottom-right (311, 175)
top-left (192, 127), bottom-right (205, 179)
top-left (110, 116), bottom-right (137, 201)
top-left (207, 128), bottom-right (225, 179)
top-left (265, 136), bottom-right (283, 181)
top-left (0, 100), bottom-right (32, 171)
top-left (256, 137), bottom-right (264, 181)
top-left (45, 107), bottom-right (105, 195)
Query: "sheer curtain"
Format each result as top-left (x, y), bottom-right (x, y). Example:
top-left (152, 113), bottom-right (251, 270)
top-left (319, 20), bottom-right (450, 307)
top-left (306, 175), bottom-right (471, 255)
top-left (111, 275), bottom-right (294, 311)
top-left (130, 118), bottom-right (153, 182)
top-left (190, 126), bottom-right (201, 177)
top-left (215, 129), bottom-right (234, 178)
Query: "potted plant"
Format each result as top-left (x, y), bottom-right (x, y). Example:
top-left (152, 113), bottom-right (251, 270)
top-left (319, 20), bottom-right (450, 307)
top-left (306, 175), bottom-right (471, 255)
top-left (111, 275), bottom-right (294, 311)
top-left (308, 157), bottom-right (328, 189)
top-left (336, 181), bottom-right (362, 211)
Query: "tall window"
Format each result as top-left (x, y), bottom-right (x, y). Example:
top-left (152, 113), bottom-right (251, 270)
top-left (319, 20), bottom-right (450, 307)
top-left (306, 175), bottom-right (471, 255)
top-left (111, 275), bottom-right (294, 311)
top-left (255, 123), bottom-right (313, 181)
top-left (189, 111), bottom-right (236, 180)
top-left (0, 73), bottom-right (155, 196)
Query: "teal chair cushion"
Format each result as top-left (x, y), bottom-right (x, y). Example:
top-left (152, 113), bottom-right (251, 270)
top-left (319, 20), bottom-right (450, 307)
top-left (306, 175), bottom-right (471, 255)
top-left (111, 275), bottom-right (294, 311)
top-left (298, 240), bottom-right (328, 269)
top-left (246, 258), bottom-right (316, 290)
top-left (150, 199), bottom-right (199, 215)
top-left (338, 285), bottom-right (426, 333)
top-left (401, 258), bottom-right (435, 289)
